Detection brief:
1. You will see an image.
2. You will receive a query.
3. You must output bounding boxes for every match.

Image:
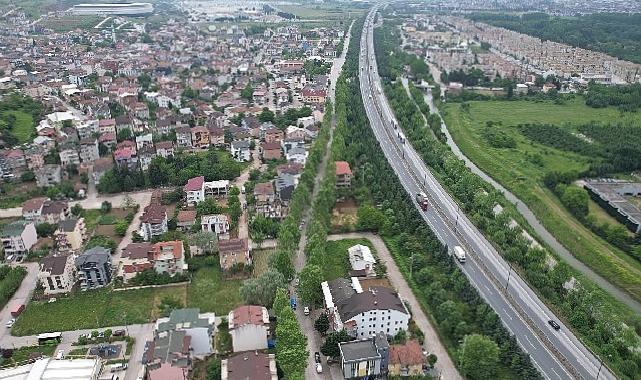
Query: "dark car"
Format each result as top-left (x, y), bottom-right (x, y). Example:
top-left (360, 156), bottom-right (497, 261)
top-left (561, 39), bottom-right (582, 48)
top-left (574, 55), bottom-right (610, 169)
top-left (548, 320), bottom-right (561, 330)
top-left (314, 352), bottom-right (321, 363)
top-left (113, 329), bottom-right (126, 337)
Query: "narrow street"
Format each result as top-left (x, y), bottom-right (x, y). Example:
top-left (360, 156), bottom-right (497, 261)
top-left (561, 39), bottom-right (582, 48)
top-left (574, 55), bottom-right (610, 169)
top-left (234, 147), bottom-right (264, 241)
top-left (0, 262), bottom-right (39, 342)
top-left (292, 20), bottom-right (354, 380)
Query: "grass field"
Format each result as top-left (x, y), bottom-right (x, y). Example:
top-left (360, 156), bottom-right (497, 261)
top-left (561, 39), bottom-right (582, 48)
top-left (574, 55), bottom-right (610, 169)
top-left (2, 111), bottom-right (34, 144)
top-left (443, 98), bottom-right (641, 302)
top-left (278, 4), bottom-right (365, 20)
top-left (324, 238), bottom-right (377, 281)
top-left (186, 262), bottom-right (243, 315)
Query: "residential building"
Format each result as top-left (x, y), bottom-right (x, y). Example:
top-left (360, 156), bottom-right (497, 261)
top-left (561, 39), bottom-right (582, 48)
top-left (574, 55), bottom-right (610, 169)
top-left (184, 176), bottom-right (205, 205)
top-left (302, 85), bottom-right (327, 104)
top-left (201, 214), bottom-right (230, 238)
top-left (348, 244), bottom-right (376, 277)
top-left (221, 353), bottom-right (277, 380)
top-left (154, 308), bottom-right (216, 358)
top-left (336, 161), bottom-right (352, 188)
top-left (254, 181), bottom-right (286, 219)
top-left (388, 340), bottom-right (425, 377)
top-left (275, 173), bottom-right (296, 203)
top-left (176, 126), bottom-right (192, 148)
top-left (204, 180), bottom-right (230, 198)
top-left (121, 242), bottom-right (153, 282)
top-left (1, 221), bottom-right (37, 258)
top-left (39, 200), bottom-right (70, 225)
top-left (22, 197), bottom-right (47, 221)
top-left (79, 139), bottom-right (99, 163)
top-left (228, 305), bottom-right (270, 352)
top-left (260, 142), bottom-right (282, 161)
top-left (35, 164), bottom-right (62, 187)
top-left (155, 141), bottom-right (175, 158)
top-left (321, 277), bottom-right (410, 338)
top-left (286, 146), bottom-right (307, 165)
top-left (208, 127), bottom-right (225, 146)
top-left (230, 140), bottom-right (251, 162)
top-left (151, 240), bottom-right (187, 276)
top-left (148, 363), bottom-right (188, 380)
top-left (75, 246), bottom-right (112, 290)
top-left (139, 202), bottom-right (168, 241)
top-left (59, 145), bottom-right (80, 167)
top-left (264, 128), bottom-right (284, 144)
top-left (39, 254), bottom-right (76, 295)
top-left (114, 144), bottom-right (138, 170)
top-left (54, 217), bottom-right (87, 251)
top-left (218, 238), bottom-right (251, 271)
top-left (339, 336), bottom-right (388, 379)
top-left (92, 157), bottom-right (114, 184)
top-left (191, 126), bottom-right (210, 149)
top-left (176, 210), bottom-right (196, 231)
top-left (98, 118), bottom-right (116, 134)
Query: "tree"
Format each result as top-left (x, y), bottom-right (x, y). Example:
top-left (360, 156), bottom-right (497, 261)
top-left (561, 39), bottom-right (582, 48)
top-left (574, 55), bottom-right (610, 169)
top-left (121, 195), bottom-right (137, 210)
top-left (104, 329), bottom-right (112, 339)
top-left (71, 204), bottom-right (84, 217)
top-left (115, 220), bottom-right (129, 236)
top-left (36, 223), bottom-right (56, 237)
top-left (314, 313), bottom-right (330, 335)
top-left (297, 264), bottom-right (323, 306)
top-left (356, 204), bottom-right (386, 231)
top-left (276, 306), bottom-right (308, 378)
top-left (273, 287), bottom-right (289, 319)
top-left (458, 334), bottom-right (499, 380)
top-left (320, 329), bottom-right (351, 358)
top-left (240, 269), bottom-right (286, 307)
top-left (117, 128), bottom-right (132, 142)
top-left (427, 353), bottom-right (438, 368)
top-left (241, 82), bottom-right (253, 101)
top-left (189, 231), bottom-right (218, 255)
top-left (259, 108), bottom-right (275, 122)
top-left (196, 198), bottom-right (222, 217)
top-left (20, 171), bottom-right (35, 182)
top-left (101, 201), bottom-right (112, 214)
top-left (560, 185), bottom-right (589, 218)
top-left (206, 357), bottom-right (222, 380)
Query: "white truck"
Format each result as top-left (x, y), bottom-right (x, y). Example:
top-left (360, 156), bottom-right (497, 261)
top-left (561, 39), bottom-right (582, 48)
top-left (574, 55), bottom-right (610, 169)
top-left (452, 246), bottom-right (466, 263)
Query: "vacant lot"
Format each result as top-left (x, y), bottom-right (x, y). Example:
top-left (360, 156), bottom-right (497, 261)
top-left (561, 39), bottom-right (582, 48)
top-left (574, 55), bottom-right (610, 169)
top-left (444, 99), bottom-right (641, 301)
top-left (186, 258), bottom-right (243, 315)
top-left (2, 110), bottom-right (34, 144)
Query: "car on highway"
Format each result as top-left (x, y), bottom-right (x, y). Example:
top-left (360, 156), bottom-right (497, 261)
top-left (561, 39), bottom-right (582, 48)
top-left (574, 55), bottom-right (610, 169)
top-left (548, 320), bottom-right (561, 330)
top-left (314, 352), bottom-right (321, 363)
top-left (316, 363), bottom-right (323, 373)
top-left (304, 306), bottom-right (310, 316)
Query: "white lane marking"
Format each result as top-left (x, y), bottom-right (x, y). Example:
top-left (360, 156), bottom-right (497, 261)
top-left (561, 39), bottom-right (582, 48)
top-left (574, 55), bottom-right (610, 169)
top-left (502, 308), bottom-right (513, 320)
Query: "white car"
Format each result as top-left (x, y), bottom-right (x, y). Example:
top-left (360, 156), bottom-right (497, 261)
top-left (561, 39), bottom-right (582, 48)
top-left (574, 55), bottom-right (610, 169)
top-left (304, 306), bottom-right (310, 316)
top-left (5, 318), bottom-right (15, 328)
top-left (316, 363), bottom-right (323, 373)
top-left (56, 350), bottom-right (64, 359)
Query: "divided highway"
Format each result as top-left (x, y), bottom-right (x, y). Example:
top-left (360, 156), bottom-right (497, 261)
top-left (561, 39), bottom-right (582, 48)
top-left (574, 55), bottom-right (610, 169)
top-left (359, 6), bottom-right (614, 380)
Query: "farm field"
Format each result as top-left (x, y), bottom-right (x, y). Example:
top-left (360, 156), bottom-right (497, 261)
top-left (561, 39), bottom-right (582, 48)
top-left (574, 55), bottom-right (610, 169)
top-left (443, 98), bottom-right (641, 302)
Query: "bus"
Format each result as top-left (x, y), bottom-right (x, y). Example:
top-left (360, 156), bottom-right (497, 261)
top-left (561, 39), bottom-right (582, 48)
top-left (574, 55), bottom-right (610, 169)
top-left (38, 332), bottom-right (62, 345)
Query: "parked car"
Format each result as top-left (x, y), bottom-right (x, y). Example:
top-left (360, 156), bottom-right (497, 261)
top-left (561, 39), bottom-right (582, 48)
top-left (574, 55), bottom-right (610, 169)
top-left (548, 320), bottom-right (561, 331)
top-left (56, 350), bottom-right (64, 360)
top-left (314, 352), bottom-right (321, 363)
top-left (316, 363), bottom-right (323, 373)
top-left (113, 330), bottom-right (126, 337)
top-left (304, 307), bottom-right (310, 316)
top-left (5, 318), bottom-right (15, 328)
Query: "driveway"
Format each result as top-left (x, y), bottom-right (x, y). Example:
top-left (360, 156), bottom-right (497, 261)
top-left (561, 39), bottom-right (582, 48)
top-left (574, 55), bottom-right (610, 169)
top-left (327, 232), bottom-right (461, 380)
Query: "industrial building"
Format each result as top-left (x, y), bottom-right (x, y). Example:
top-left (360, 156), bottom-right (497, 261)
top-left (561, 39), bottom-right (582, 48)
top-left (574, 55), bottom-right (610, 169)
top-left (70, 2), bottom-right (153, 16)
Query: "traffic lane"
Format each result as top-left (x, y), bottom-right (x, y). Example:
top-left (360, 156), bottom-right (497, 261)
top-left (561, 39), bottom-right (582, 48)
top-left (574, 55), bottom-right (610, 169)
top-left (362, 57), bottom-right (612, 380)
top-left (362, 94), bottom-right (571, 380)
top-left (358, 70), bottom-right (574, 379)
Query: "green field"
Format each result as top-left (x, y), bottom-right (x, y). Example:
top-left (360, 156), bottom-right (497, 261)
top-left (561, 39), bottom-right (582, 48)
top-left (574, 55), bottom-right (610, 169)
top-left (443, 98), bottom-right (641, 302)
top-left (279, 4), bottom-right (365, 20)
top-left (13, 258), bottom-right (243, 336)
top-left (324, 238), bottom-right (377, 281)
top-left (2, 111), bottom-right (34, 144)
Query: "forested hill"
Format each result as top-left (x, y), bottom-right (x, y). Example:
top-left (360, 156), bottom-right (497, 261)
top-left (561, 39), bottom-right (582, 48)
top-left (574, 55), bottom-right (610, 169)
top-left (469, 12), bottom-right (641, 64)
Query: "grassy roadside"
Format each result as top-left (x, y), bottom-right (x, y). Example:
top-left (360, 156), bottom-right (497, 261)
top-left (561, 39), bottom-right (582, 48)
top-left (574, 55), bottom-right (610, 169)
top-left (443, 100), bottom-right (641, 303)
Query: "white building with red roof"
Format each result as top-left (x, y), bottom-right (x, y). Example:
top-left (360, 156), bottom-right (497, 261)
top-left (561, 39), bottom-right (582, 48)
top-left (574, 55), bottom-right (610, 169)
top-left (184, 176), bottom-right (205, 206)
top-left (228, 305), bottom-right (270, 352)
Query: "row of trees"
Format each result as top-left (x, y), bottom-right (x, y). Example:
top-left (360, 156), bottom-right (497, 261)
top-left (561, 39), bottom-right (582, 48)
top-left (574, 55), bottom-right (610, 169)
top-left (585, 82), bottom-right (641, 112)
top-left (375, 18), bottom-right (641, 379)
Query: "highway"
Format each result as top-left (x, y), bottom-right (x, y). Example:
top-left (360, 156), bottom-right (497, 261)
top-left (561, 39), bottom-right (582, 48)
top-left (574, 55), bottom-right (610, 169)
top-left (359, 6), bottom-right (614, 380)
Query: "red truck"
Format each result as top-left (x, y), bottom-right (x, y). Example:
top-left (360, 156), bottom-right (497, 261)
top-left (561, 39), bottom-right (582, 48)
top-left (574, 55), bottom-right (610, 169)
top-left (415, 192), bottom-right (429, 211)
top-left (10, 303), bottom-right (24, 318)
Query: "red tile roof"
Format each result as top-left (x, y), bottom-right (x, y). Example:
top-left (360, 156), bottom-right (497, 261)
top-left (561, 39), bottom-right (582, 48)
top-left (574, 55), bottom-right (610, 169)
top-left (230, 305), bottom-right (267, 328)
top-left (389, 340), bottom-right (425, 367)
top-left (335, 161), bottom-right (352, 176)
top-left (184, 176), bottom-right (204, 192)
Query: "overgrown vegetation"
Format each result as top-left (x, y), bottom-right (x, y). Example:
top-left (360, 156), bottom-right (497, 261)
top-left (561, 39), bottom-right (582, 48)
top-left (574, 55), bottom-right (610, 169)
top-left (0, 93), bottom-right (45, 146)
top-left (0, 265), bottom-right (27, 309)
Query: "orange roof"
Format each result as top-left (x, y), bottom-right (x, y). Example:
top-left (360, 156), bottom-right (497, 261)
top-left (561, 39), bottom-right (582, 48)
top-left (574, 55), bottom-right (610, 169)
top-left (152, 240), bottom-right (183, 260)
top-left (335, 161), bottom-right (352, 176)
top-left (389, 340), bottom-right (425, 366)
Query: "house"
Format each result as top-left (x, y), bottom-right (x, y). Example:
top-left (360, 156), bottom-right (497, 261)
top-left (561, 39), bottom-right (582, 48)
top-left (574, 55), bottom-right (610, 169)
top-left (75, 246), bottom-right (112, 290)
top-left (191, 126), bottom-right (210, 149)
top-left (218, 238), bottom-right (251, 271)
top-left (221, 353), bottom-right (277, 380)
top-left (79, 138), bottom-right (100, 163)
top-left (176, 126), bottom-right (193, 148)
top-left (264, 128), bottom-right (284, 144)
top-left (35, 164), bottom-right (62, 187)
top-left (275, 173), bottom-right (296, 203)
top-left (1, 221), bottom-right (37, 258)
top-left (228, 305), bottom-right (270, 352)
top-left (40, 200), bottom-right (70, 225)
top-left (230, 140), bottom-right (251, 162)
top-left (151, 241), bottom-right (187, 277)
top-left (302, 85), bottom-right (327, 104)
top-left (39, 254), bottom-right (76, 295)
top-left (121, 242), bottom-right (154, 282)
top-left (339, 335), bottom-right (389, 379)
top-left (154, 308), bottom-right (216, 358)
top-left (209, 127), bottom-right (225, 146)
top-left (201, 214), bottom-right (230, 238)
top-left (59, 145), bottom-right (80, 167)
top-left (348, 244), bottom-right (376, 277)
top-left (136, 133), bottom-right (154, 151)
top-left (22, 197), bottom-right (47, 221)
top-left (260, 142), bottom-right (282, 161)
top-left (176, 210), bottom-right (196, 231)
top-left (286, 146), bottom-right (308, 165)
top-left (93, 157), bottom-right (114, 184)
top-left (114, 144), bottom-right (138, 170)
top-left (138, 145), bottom-right (157, 171)
top-left (155, 141), bottom-right (175, 158)
top-left (254, 182), bottom-right (286, 219)
top-left (147, 363), bottom-right (188, 380)
top-left (139, 202), bottom-right (168, 241)
top-left (204, 180), bottom-right (230, 198)
top-left (388, 340), bottom-right (425, 377)
top-left (98, 118), bottom-right (116, 134)
top-left (54, 217), bottom-right (87, 251)
top-left (99, 132), bottom-right (117, 150)
top-left (285, 126), bottom-right (306, 141)
top-left (336, 161), bottom-right (352, 188)
top-left (321, 277), bottom-right (410, 338)
top-left (184, 176), bottom-right (205, 205)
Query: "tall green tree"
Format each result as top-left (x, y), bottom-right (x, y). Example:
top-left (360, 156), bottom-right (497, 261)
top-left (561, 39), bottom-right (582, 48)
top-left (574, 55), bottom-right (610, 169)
top-left (297, 264), bottom-right (324, 306)
top-left (240, 269), bottom-right (286, 307)
top-left (458, 334), bottom-right (499, 380)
